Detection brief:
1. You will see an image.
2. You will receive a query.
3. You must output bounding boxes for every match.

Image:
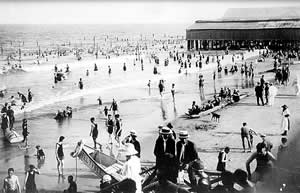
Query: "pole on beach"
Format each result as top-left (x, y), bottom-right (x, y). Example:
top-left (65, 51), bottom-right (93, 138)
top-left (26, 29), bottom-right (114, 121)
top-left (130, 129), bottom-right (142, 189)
top-left (75, 156), bottom-right (78, 182)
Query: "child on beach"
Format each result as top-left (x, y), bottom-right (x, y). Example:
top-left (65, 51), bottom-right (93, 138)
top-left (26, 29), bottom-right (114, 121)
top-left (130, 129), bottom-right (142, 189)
top-left (35, 145), bottom-right (45, 160)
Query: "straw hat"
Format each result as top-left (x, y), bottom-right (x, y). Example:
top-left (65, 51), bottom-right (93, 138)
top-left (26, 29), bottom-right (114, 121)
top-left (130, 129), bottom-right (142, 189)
top-left (102, 175), bottom-right (112, 183)
top-left (160, 127), bottom-right (172, 135)
top-left (130, 129), bottom-right (137, 136)
top-left (125, 143), bottom-right (138, 156)
top-left (179, 130), bottom-right (189, 139)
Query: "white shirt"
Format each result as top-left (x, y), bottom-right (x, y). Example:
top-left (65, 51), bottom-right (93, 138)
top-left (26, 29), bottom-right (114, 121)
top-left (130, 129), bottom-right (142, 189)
top-left (269, 85), bottom-right (278, 97)
top-left (122, 155), bottom-right (141, 193)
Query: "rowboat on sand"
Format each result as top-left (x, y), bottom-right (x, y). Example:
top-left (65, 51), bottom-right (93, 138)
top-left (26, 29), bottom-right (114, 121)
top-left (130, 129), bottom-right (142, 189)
top-left (3, 128), bottom-right (23, 144)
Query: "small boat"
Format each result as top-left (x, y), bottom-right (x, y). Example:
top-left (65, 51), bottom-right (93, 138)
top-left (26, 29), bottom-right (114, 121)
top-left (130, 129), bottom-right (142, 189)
top-left (184, 93), bottom-right (248, 119)
top-left (3, 128), bottom-right (23, 144)
top-left (71, 141), bottom-right (123, 183)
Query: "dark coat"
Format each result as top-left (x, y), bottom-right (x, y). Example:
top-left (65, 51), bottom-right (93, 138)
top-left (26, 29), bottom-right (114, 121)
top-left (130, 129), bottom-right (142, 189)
top-left (154, 136), bottom-right (176, 167)
top-left (255, 85), bottom-right (263, 96)
top-left (176, 140), bottom-right (199, 165)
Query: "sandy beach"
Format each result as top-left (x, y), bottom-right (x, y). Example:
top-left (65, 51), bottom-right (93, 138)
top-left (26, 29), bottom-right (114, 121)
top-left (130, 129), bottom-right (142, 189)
top-left (0, 25), bottom-right (299, 193)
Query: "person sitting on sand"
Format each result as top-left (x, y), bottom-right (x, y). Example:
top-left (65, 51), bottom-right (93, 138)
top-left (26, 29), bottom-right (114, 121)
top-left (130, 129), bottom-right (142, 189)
top-left (204, 101), bottom-right (214, 111)
top-left (189, 101), bottom-right (200, 115)
top-left (232, 89), bottom-right (240, 102)
top-left (219, 88), bottom-right (226, 99)
top-left (64, 175), bottom-right (77, 193)
top-left (212, 95), bottom-right (221, 106)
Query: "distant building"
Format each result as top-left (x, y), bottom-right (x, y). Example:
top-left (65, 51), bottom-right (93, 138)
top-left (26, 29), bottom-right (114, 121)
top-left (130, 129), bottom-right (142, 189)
top-left (186, 7), bottom-right (300, 50)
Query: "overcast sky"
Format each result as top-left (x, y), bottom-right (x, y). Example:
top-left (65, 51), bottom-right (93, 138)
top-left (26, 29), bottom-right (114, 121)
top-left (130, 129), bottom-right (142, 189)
top-left (0, 1), bottom-right (299, 24)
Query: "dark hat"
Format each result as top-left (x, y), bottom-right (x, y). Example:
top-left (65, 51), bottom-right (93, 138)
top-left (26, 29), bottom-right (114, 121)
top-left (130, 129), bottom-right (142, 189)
top-left (166, 123), bottom-right (173, 129)
top-left (281, 104), bottom-right (288, 108)
top-left (191, 159), bottom-right (205, 171)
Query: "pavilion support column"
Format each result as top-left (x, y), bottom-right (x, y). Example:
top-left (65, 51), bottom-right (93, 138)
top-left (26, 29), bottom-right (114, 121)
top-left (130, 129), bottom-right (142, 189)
top-left (191, 40), bottom-right (195, 50)
top-left (199, 40), bottom-right (202, 50)
top-left (195, 40), bottom-right (199, 51)
top-left (187, 40), bottom-right (191, 51)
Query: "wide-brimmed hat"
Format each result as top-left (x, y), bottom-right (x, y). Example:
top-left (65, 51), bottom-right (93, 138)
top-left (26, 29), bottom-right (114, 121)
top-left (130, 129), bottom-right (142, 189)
top-left (179, 130), bottom-right (189, 139)
top-left (191, 159), bottom-right (205, 171)
top-left (130, 129), bottom-right (137, 136)
top-left (160, 127), bottom-right (172, 135)
top-left (281, 104), bottom-right (288, 108)
top-left (125, 143), bottom-right (138, 156)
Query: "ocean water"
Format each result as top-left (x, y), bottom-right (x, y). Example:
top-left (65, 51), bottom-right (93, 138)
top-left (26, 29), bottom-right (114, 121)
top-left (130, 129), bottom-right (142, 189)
top-left (0, 24), bottom-right (261, 191)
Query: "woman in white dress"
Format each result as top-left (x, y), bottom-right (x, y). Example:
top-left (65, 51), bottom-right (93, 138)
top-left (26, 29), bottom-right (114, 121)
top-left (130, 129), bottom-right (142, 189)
top-left (122, 143), bottom-right (142, 193)
top-left (268, 83), bottom-right (278, 106)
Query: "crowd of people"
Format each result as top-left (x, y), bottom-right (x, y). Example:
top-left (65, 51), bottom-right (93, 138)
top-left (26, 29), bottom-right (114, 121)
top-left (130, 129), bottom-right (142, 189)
top-left (1, 30), bottom-right (300, 193)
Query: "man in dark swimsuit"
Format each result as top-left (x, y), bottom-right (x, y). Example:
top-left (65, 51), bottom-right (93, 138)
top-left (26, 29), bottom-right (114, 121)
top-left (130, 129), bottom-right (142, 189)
top-left (114, 114), bottom-right (122, 146)
top-left (110, 99), bottom-right (118, 115)
top-left (90, 117), bottom-right (98, 149)
top-left (106, 115), bottom-right (114, 144)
